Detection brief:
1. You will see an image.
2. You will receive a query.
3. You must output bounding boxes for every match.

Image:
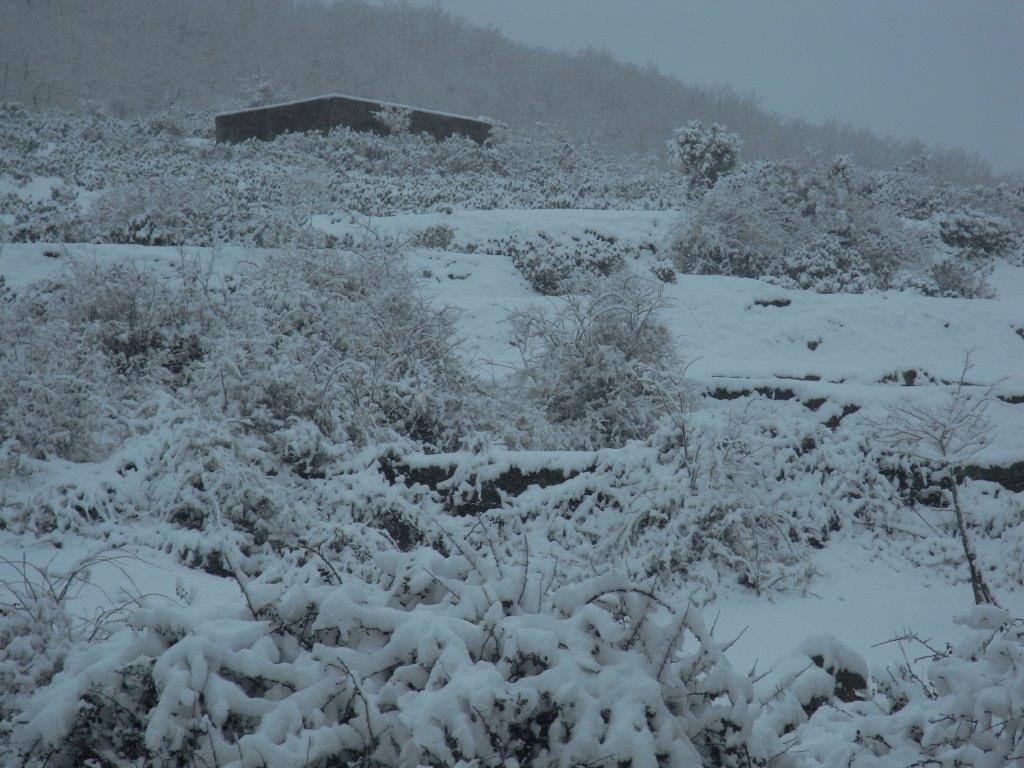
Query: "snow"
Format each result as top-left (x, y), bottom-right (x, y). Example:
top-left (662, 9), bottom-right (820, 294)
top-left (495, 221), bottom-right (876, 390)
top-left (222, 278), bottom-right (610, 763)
top-left (313, 208), bottom-right (674, 248)
top-left (3, 222), bottom-right (1022, 669)
top-left (711, 539), bottom-right (1024, 673)
top-left (321, 210), bottom-right (1024, 465)
top-left (0, 175), bottom-right (65, 202)
top-left (0, 531), bottom-right (241, 620)
top-left (2, 205), bottom-right (1023, 767)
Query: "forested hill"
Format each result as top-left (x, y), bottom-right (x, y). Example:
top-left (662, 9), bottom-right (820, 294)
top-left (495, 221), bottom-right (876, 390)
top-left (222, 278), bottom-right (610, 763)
top-left (2, 0), bottom-right (994, 182)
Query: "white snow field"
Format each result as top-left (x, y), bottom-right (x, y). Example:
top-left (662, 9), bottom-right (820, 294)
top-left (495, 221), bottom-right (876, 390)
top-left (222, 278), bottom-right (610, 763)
top-left (2, 208), bottom-right (1023, 767)
top-left (3, 208), bottom-right (1022, 651)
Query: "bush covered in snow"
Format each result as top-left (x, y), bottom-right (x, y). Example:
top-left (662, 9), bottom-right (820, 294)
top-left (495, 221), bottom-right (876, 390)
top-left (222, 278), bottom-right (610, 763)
top-left (0, 239), bottom-right (488, 551)
top-left (0, 106), bottom-right (683, 247)
top-left (937, 209), bottom-right (1018, 259)
top-left (409, 222), bottom-right (456, 250)
top-left (795, 606), bottom-right (1024, 768)
top-left (373, 104), bottom-right (413, 135)
top-left (459, 405), bottom-right (904, 596)
top-left (472, 229), bottom-right (636, 294)
top-left (507, 274), bottom-right (685, 446)
top-left (668, 155), bottom-right (966, 295)
top-left (667, 119), bottom-right (742, 196)
top-left (0, 550), bottom-right (144, 743)
top-left (10, 548), bottom-right (789, 768)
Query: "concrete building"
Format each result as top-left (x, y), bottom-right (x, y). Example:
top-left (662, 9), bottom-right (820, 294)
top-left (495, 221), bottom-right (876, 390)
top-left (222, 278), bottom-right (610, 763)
top-left (215, 94), bottom-right (494, 144)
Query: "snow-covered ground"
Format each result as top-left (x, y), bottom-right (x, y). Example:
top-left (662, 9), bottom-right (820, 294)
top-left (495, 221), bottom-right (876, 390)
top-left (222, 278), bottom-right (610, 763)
top-left (3, 207), bottom-right (1023, 676)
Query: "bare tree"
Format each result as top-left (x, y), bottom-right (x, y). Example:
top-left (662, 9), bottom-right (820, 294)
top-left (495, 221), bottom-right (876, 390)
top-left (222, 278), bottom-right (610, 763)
top-left (874, 353), bottom-right (999, 606)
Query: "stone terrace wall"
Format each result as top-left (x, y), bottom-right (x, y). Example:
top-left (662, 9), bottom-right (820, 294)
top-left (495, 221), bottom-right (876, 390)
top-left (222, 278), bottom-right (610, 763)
top-left (215, 94), bottom-right (493, 144)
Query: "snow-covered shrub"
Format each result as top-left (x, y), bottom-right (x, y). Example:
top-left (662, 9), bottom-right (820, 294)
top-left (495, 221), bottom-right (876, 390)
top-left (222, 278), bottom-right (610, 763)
top-left (507, 273), bottom-right (685, 446)
top-left (373, 104), bottom-right (413, 135)
top-left (143, 110), bottom-right (188, 138)
top-left (668, 119), bottom-right (742, 195)
top-left (671, 157), bottom-right (937, 295)
top-left (409, 222), bottom-right (455, 249)
top-left (11, 548), bottom-right (788, 768)
top-left (0, 274), bottom-right (14, 305)
top-left (481, 229), bottom-right (630, 294)
top-left (0, 285), bottom-right (116, 463)
top-left (911, 256), bottom-right (994, 299)
top-left (239, 77), bottom-right (277, 109)
top-left (4, 187), bottom-right (85, 243)
top-left (796, 607), bottom-right (1024, 768)
top-left (88, 180), bottom-right (216, 245)
top-left (475, 406), bottom-right (902, 595)
top-left (873, 362), bottom-right (1000, 606)
top-left (0, 551), bottom-right (140, 738)
top-left (772, 232), bottom-right (879, 293)
top-left (869, 158), bottom-right (952, 220)
top-left (803, 157), bottom-right (933, 287)
top-left (0, 237), bottom-right (488, 541)
top-left (937, 209), bottom-right (1018, 258)
top-left (230, 247), bottom-right (479, 449)
top-left (0, 256), bottom-right (217, 466)
top-left (87, 178), bottom-right (320, 247)
top-left (650, 256), bottom-right (678, 283)
top-left (758, 634), bottom-right (870, 737)
top-left (670, 162), bottom-right (798, 280)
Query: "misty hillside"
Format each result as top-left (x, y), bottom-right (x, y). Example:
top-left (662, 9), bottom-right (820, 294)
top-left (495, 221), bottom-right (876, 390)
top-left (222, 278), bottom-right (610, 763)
top-left (2, 0), bottom-right (996, 182)
top-left (3, 3), bottom-right (1024, 764)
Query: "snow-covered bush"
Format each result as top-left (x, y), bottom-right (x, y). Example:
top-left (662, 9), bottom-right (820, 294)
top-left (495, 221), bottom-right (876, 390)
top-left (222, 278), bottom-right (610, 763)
top-left (0, 288), bottom-right (116, 463)
top-left (373, 104), bottom-right (413, 135)
top-left (796, 607), bottom-right (1024, 768)
top-left (88, 179), bottom-right (219, 246)
top-left (670, 162), bottom-right (799, 280)
top-left (239, 77), bottom-right (277, 109)
top-left (409, 222), bottom-right (456, 249)
top-left (650, 256), bottom-right (678, 283)
top-left (773, 232), bottom-right (879, 293)
top-left (757, 634), bottom-right (870, 737)
top-left (911, 256), bottom-right (994, 299)
top-left (0, 258), bottom-right (209, 464)
top-left (478, 229), bottom-right (631, 294)
top-left (472, 405), bottom-right (903, 595)
top-left (87, 178), bottom-right (321, 247)
top-left (668, 119), bottom-right (742, 195)
top-left (0, 239), bottom-right (487, 540)
top-left (0, 551), bottom-right (141, 738)
top-left (11, 548), bottom-right (788, 768)
top-left (0, 108), bottom-right (686, 247)
top-left (3, 187), bottom-right (85, 243)
top-left (507, 273), bottom-right (685, 446)
top-left (670, 157), bottom-right (938, 295)
top-left (873, 361), bottom-right (1000, 606)
top-left (937, 209), bottom-right (1018, 258)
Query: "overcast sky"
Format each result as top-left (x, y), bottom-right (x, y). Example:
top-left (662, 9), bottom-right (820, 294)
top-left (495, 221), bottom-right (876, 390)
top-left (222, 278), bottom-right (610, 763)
top-left (400, 0), bottom-right (1023, 173)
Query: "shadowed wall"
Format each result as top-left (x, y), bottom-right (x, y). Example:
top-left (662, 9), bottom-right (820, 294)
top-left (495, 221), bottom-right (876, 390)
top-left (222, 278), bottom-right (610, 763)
top-left (215, 94), bottom-right (493, 144)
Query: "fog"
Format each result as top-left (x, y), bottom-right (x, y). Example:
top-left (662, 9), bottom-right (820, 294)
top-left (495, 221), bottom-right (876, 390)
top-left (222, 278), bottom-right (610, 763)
top-left (397, 0), bottom-right (1024, 173)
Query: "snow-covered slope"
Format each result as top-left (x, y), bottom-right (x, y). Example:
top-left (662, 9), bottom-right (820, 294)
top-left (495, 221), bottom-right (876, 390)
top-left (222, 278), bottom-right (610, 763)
top-left (2, 208), bottom-right (1023, 768)
top-left (3, 209), bottom-right (1023, 641)
top-left (315, 210), bottom-right (1024, 461)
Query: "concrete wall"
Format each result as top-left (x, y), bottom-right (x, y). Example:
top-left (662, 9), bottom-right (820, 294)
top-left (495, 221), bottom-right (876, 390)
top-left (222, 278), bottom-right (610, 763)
top-left (215, 95), bottom-right (493, 144)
